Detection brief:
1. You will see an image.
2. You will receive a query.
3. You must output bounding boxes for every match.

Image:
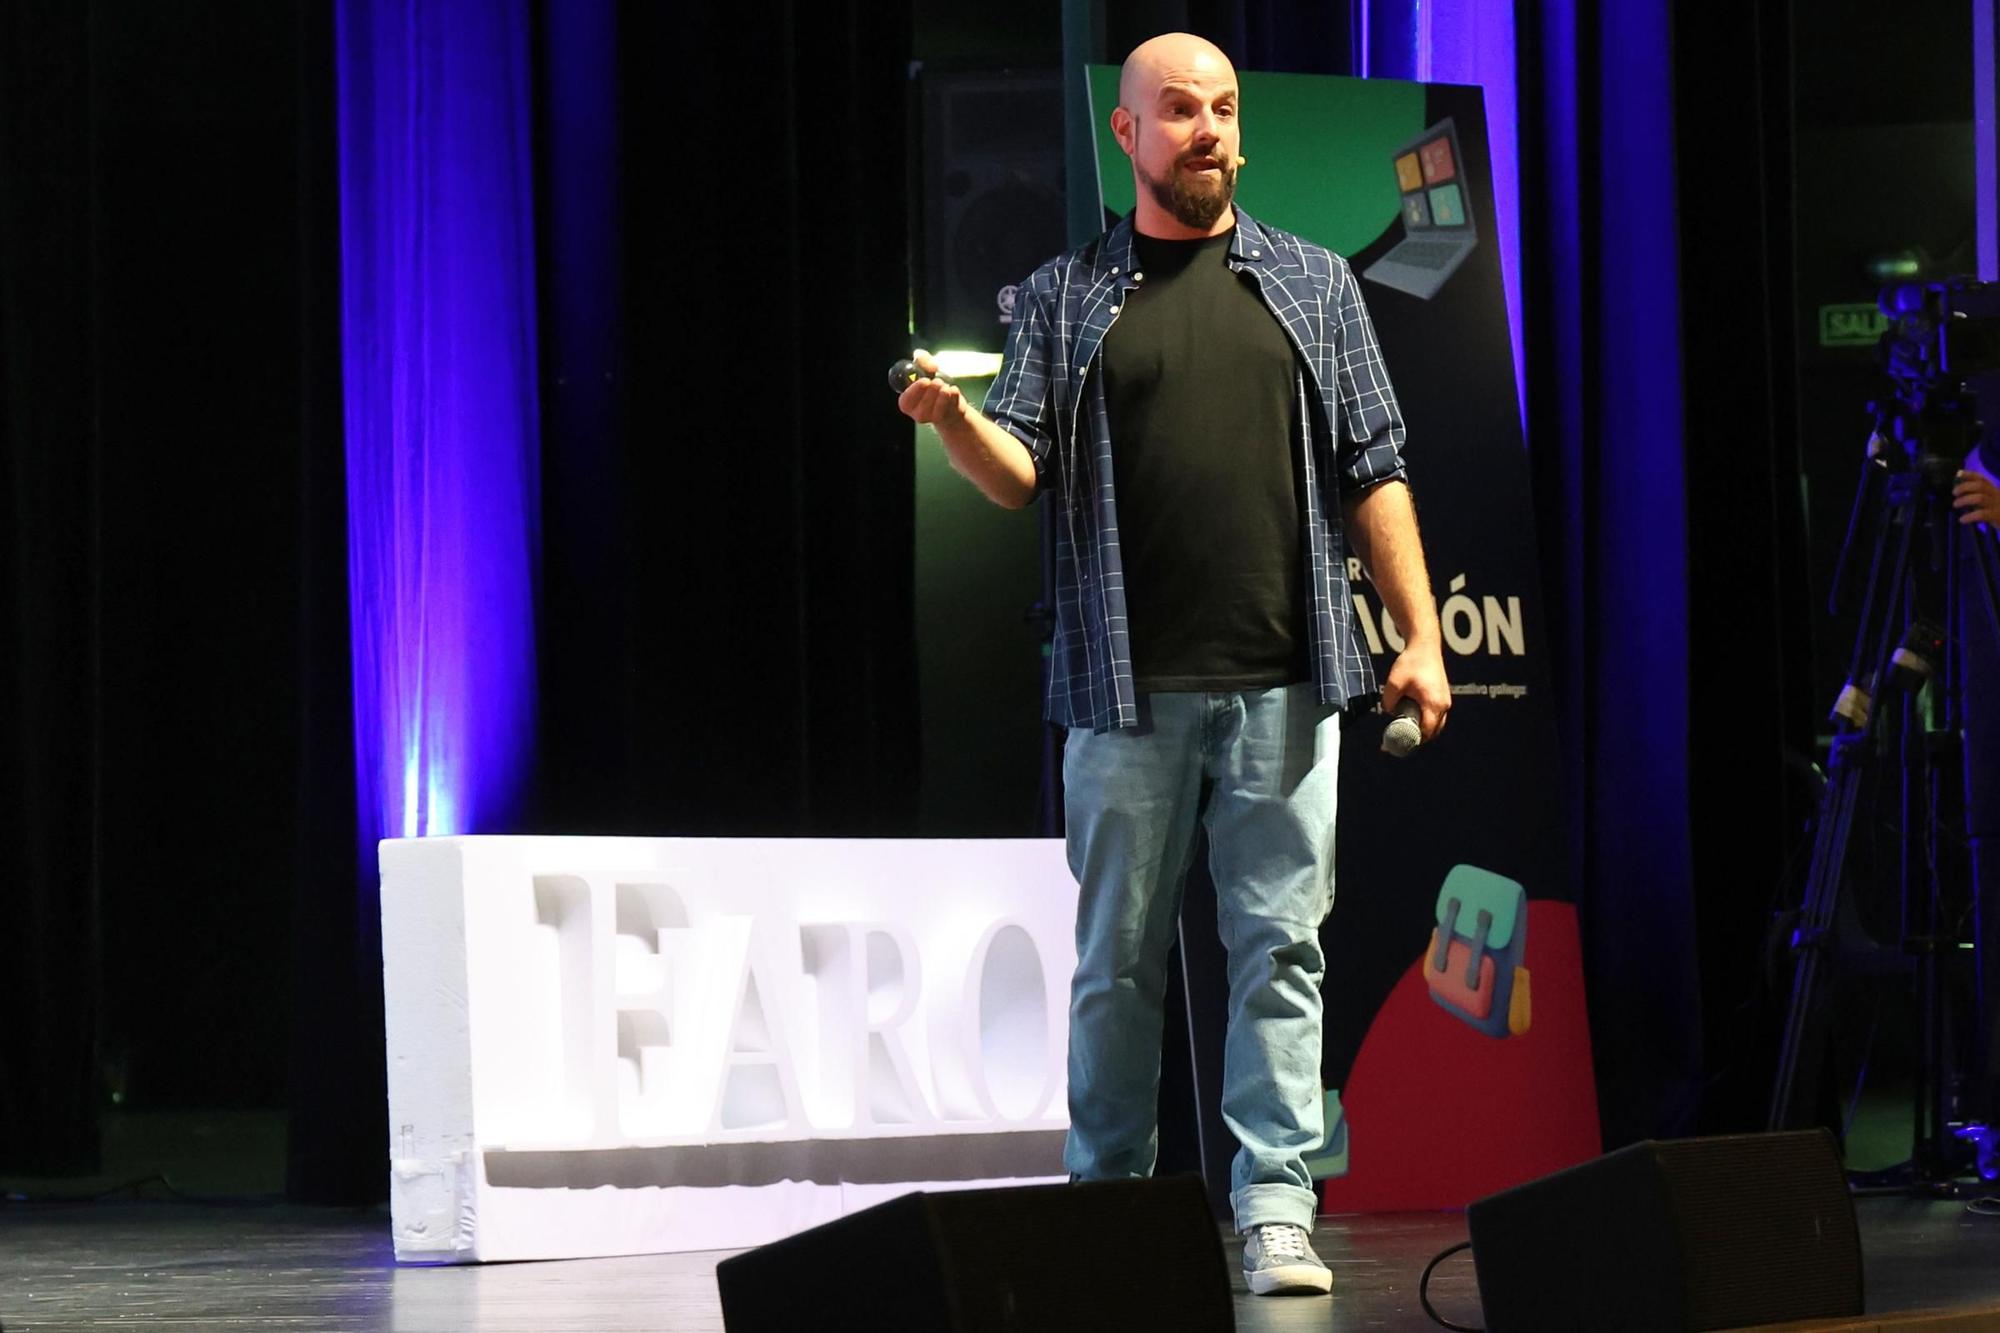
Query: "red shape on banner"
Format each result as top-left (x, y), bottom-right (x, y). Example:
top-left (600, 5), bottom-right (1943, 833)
top-left (1319, 901), bottom-right (1600, 1212)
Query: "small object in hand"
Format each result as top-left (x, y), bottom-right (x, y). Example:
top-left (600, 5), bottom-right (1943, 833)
top-left (888, 357), bottom-right (953, 395)
top-left (1382, 698), bottom-right (1422, 757)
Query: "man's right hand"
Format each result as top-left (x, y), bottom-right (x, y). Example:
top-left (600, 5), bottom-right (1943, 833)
top-left (893, 348), bottom-right (1038, 508)
top-left (897, 349), bottom-right (969, 428)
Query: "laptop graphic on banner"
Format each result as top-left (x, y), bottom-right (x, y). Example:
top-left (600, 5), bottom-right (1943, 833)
top-left (1361, 117), bottom-right (1478, 300)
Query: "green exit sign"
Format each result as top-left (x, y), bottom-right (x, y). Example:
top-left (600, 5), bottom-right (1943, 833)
top-left (1819, 303), bottom-right (1889, 347)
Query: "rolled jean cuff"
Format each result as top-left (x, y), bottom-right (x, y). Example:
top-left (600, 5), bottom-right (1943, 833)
top-left (1231, 1181), bottom-right (1318, 1234)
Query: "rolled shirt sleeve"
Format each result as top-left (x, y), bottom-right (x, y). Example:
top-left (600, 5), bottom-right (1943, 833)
top-left (978, 270), bottom-right (1059, 497)
top-left (1329, 256), bottom-right (1409, 494)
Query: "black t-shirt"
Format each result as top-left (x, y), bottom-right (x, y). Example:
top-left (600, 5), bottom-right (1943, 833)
top-left (1101, 228), bottom-right (1309, 692)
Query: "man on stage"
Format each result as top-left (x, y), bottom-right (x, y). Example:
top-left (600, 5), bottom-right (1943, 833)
top-left (897, 32), bottom-right (1450, 1298)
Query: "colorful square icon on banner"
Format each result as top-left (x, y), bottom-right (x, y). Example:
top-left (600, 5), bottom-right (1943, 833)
top-left (1395, 151), bottom-right (1424, 192)
top-left (1423, 865), bottom-right (1530, 1039)
top-left (1428, 183), bottom-right (1466, 227)
top-left (1403, 193), bottom-right (1432, 228)
top-left (1419, 135), bottom-right (1456, 184)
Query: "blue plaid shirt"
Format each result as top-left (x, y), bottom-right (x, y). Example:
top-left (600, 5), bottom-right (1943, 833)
top-left (984, 207), bottom-right (1410, 731)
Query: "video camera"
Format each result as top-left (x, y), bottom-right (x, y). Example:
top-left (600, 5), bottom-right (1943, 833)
top-left (1870, 278), bottom-right (2000, 480)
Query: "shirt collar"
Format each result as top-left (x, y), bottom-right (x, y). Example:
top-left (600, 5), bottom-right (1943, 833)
top-left (1104, 205), bottom-right (1270, 277)
top-left (1228, 208), bottom-right (1271, 264)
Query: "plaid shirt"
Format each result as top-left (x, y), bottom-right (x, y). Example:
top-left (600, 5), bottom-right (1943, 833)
top-left (984, 207), bottom-right (1409, 731)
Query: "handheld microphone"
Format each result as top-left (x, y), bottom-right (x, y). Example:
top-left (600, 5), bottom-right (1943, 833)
top-left (1382, 698), bottom-right (1422, 758)
top-left (888, 359), bottom-right (953, 395)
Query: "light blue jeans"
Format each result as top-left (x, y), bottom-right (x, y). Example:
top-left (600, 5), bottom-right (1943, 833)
top-left (1062, 685), bottom-right (1339, 1233)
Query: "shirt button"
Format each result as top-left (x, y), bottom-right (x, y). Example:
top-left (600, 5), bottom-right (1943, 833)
top-left (1110, 305), bottom-right (1121, 315)
top-left (1110, 265), bottom-right (1120, 275)
top-left (1134, 272), bottom-right (1145, 282)
top-left (1251, 249), bottom-right (1261, 258)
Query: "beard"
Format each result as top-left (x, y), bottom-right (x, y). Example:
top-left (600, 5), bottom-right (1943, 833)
top-left (1137, 149), bottom-right (1236, 230)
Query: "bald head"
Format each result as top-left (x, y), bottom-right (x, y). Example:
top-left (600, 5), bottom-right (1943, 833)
top-left (1117, 32), bottom-right (1237, 113)
top-left (1111, 33), bottom-right (1243, 238)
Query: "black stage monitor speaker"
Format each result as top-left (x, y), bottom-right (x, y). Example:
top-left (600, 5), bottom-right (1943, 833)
top-left (715, 1174), bottom-right (1234, 1332)
top-left (1465, 1129), bottom-right (1862, 1332)
top-left (914, 69), bottom-right (1067, 354)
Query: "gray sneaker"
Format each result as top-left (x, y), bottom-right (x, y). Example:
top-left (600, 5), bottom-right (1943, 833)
top-left (1241, 1222), bottom-right (1332, 1295)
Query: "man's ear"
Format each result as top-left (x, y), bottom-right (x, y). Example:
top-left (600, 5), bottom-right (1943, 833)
top-left (1110, 106), bottom-right (1135, 157)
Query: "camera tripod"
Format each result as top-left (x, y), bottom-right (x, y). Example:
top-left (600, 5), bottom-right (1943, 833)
top-left (1767, 385), bottom-right (2000, 1189)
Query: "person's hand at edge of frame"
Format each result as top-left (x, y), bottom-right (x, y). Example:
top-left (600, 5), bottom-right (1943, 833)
top-left (1954, 469), bottom-right (1999, 529)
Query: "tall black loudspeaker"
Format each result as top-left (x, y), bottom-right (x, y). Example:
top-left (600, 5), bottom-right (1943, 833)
top-left (914, 69), bottom-right (1067, 353)
top-left (715, 1175), bottom-right (1234, 1332)
top-left (1465, 1130), bottom-right (1862, 1332)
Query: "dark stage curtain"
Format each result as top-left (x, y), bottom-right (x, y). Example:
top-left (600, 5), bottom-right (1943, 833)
top-left (535, 1), bottom-right (919, 839)
top-left (1, 0), bottom-right (919, 1197)
top-left (286, 0), bottom-right (370, 1205)
top-left (1518, 0), bottom-right (1704, 1145)
top-left (1, 0), bottom-right (103, 1176)
top-left (1519, 0), bottom-right (1814, 1144)
top-left (1177, 0), bottom-right (1354, 74)
top-left (1669, 2), bottom-right (1818, 1136)
top-left (1, 0), bottom-right (358, 1182)
top-left (295, 0), bottom-right (923, 1197)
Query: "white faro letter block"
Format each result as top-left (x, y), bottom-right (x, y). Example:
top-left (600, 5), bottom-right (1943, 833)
top-left (928, 918), bottom-right (1058, 1122)
top-left (607, 881), bottom-right (715, 1138)
top-left (798, 922), bottom-right (935, 1128)
top-left (708, 908), bottom-right (808, 1134)
top-left (535, 876), bottom-right (811, 1140)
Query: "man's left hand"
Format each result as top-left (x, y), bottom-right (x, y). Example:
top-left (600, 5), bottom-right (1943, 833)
top-left (1381, 644), bottom-right (1451, 743)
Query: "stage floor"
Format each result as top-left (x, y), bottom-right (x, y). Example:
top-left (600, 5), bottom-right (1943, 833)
top-left (2, 1194), bottom-right (1998, 1331)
